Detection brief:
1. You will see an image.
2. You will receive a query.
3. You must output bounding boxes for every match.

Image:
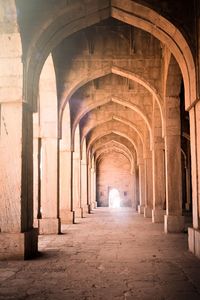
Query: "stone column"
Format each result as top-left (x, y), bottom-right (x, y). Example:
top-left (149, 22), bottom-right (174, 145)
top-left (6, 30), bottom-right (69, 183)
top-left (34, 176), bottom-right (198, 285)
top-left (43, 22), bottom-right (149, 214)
top-left (72, 153), bottom-right (83, 219)
top-left (59, 148), bottom-right (74, 224)
top-left (144, 153), bottom-right (153, 218)
top-left (152, 145), bottom-right (166, 223)
top-left (90, 167), bottom-right (94, 209)
top-left (90, 167), bottom-right (97, 209)
top-left (93, 168), bottom-right (97, 208)
top-left (135, 167), bottom-right (140, 211)
top-left (81, 160), bottom-right (89, 215)
top-left (185, 165), bottom-right (191, 211)
top-left (0, 9), bottom-right (38, 259)
top-left (138, 162), bottom-right (145, 214)
top-left (33, 113), bottom-right (40, 228)
top-left (0, 103), bottom-right (38, 259)
top-left (188, 101), bottom-right (200, 257)
top-left (87, 165), bottom-right (92, 212)
top-left (130, 171), bottom-right (136, 209)
top-left (38, 138), bottom-right (60, 234)
top-left (164, 97), bottom-right (184, 233)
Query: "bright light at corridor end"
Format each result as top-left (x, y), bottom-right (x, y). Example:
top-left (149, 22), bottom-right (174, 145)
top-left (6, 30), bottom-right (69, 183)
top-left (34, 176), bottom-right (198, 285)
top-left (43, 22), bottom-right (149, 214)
top-left (109, 188), bottom-right (121, 208)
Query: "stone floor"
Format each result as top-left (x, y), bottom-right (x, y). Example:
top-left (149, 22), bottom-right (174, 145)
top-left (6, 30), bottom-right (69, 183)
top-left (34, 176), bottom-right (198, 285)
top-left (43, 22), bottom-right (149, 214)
top-left (1, 208), bottom-right (200, 300)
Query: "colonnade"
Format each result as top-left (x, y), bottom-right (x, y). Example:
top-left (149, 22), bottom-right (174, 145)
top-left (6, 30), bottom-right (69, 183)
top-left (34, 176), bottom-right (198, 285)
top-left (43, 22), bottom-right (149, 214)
top-left (0, 0), bottom-right (199, 261)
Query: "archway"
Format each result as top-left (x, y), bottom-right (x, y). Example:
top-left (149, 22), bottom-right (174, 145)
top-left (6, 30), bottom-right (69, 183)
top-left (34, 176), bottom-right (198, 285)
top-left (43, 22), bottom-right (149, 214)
top-left (109, 188), bottom-right (121, 208)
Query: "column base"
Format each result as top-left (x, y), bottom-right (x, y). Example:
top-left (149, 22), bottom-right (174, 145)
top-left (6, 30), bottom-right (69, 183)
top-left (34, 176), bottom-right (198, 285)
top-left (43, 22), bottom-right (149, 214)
top-left (185, 203), bottom-right (190, 211)
top-left (91, 202), bottom-right (97, 209)
top-left (164, 215), bottom-right (185, 233)
top-left (33, 218), bottom-right (39, 228)
top-left (152, 209), bottom-right (165, 223)
top-left (144, 206), bottom-right (152, 218)
top-left (138, 205), bottom-right (144, 214)
top-left (82, 205), bottom-right (90, 216)
top-left (0, 228), bottom-right (38, 260)
top-left (74, 207), bottom-right (83, 219)
top-left (38, 218), bottom-right (61, 234)
top-left (188, 227), bottom-right (200, 259)
top-left (88, 204), bottom-right (92, 213)
top-left (60, 210), bottom-right (75, 224)
top-left (92, 201), bottom-right (98, 209)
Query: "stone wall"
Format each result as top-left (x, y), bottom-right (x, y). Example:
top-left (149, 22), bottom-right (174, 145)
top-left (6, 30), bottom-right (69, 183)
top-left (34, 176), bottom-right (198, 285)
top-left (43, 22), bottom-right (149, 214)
top-left (97, 152), bottom-right (132, 207)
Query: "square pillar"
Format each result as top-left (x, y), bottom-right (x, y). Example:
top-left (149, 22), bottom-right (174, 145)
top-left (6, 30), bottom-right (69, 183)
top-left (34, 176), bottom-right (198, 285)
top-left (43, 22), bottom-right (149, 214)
top-left (152, 146), bottom-right (166, 223)
top-left (164, 134), bottom-right (184, 232)
top-left (81, 160), bottom-right (89, 216)
top-left (164, 97), bottom-right (184, 233)
top-left (90, 167), bottom-right (97, 209)
top-left (188, 102), bottom-right (200, 257)
top-left (59, 148), bottom-right (74, 224)
top-left (73, 154), bottom-right (83, 220)
top-left (0, 103), bottom-right (38, 259)
top-left (144, 154), bottom-right (153, 218)
top-left (138, 162), bottom-right (145, 214)
top-left (38, 138), bottom-right (60, 234)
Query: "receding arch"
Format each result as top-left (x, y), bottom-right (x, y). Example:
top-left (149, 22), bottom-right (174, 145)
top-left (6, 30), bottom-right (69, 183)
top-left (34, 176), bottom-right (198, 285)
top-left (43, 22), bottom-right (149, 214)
top-left (94, 140), bottom-right (135, 168)
top-left (86, 119), bottom-right (141, 154)
top-left (91, 134), bottom-right (137, 160)
top-left (72, 96), bottom-right (152, 149)
top-left (96, 149), bottom-right (133, 174)
top-left (95, 145), bottom-right (134, 174)
top-left (87, 129), bottom-right (140, 162)
top-left (80, 116), bottom-right (144, 155)
top-left (61, 66), bottom-right (164, 136)
top-left (96, 146), bottom-right (133, 168)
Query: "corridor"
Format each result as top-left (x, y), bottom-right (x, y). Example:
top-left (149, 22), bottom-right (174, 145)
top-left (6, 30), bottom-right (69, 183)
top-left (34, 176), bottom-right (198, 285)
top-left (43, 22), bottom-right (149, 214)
top-left (1, 208), bottom-right (200, 300)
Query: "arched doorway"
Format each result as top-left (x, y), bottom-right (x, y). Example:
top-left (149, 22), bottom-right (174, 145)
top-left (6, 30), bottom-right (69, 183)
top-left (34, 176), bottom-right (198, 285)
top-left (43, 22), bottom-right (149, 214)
top-left (109, 188), bottom-right (121, 208)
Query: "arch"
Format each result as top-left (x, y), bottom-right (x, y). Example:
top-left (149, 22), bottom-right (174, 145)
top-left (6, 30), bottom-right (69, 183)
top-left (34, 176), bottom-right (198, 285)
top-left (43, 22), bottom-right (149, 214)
top-left (62, 67), bottom-right (164, 136)
top-left (87, 130), bottom-right (139, 162)
top-left (91, 134), bottom-right (137, 161)
top-left (25, 0), bottom-right (196, 113)
top-left (97, 149), bottom-right (132, 174)
top-left (95, 145), bottom-right (134, 173)
top-left (96, 146), bottom-right (132, 167)
top-left (80, 116), bottom-right (144, 155)
top-left (93, 139), bottom-right (134, 160)
top-left (86, 119), bottom-right (141, 153)
top-left (94, 140), bottom-right (134, 166)
top-left (72, 96), bottom-right (152, 148)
